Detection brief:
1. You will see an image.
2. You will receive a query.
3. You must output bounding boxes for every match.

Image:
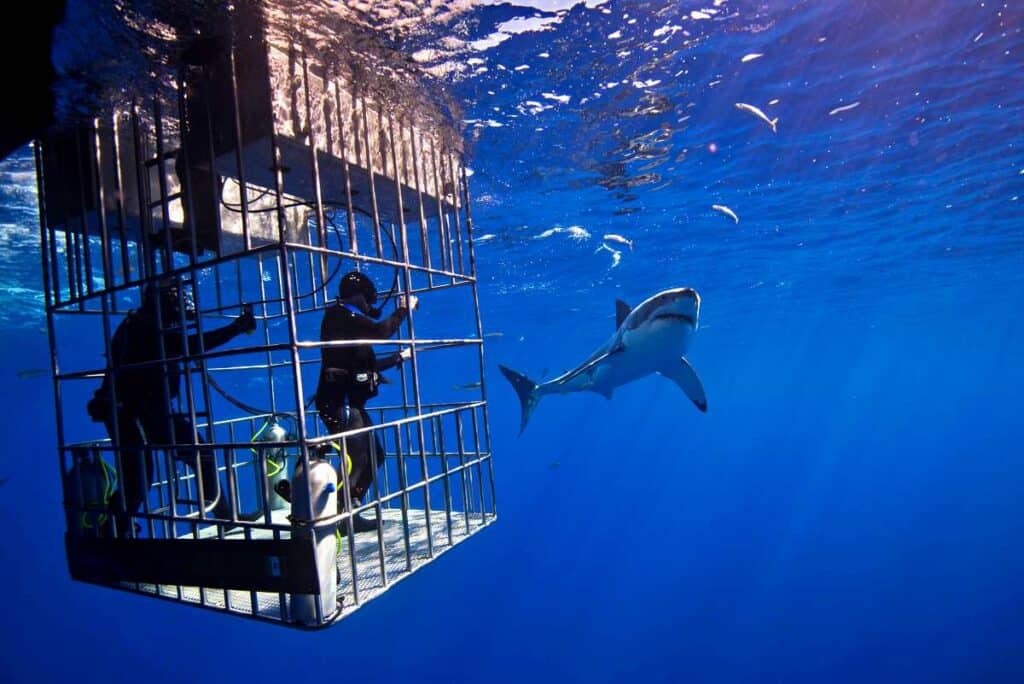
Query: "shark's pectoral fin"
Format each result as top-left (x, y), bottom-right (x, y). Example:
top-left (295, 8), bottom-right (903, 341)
top-left (660, 357), bottom-right (707, 413)
top-left (595, 384), bottom-right (614, 400)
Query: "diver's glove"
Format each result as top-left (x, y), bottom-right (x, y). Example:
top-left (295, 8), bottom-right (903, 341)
top-left (234, 304), bottom-right (257, 335)
top-left (397, 294), bottom-right (419, 312)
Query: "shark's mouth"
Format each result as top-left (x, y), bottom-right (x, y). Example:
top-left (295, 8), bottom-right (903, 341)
top-left (653, 312), bottom-right (696, 325)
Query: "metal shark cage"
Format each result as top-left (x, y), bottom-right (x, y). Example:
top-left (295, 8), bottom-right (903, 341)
top-left (35, 2), bottom-right (495, 628)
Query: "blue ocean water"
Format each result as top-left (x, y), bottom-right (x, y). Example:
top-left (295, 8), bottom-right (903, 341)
top-left (2, 0), bottom-right (1024, 681)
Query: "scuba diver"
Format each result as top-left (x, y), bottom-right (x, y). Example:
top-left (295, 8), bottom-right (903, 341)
top-left (87, 277), bottom-right (256, 535)
top-left (314, 271), bottom-right (418, 533)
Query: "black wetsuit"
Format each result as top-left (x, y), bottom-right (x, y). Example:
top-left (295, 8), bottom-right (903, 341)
top-left (90, 307), bottom-right (245, 532)
top-left (315, 302), bottom-right (408, 504)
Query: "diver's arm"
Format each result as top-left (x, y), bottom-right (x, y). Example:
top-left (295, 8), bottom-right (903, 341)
top-left (375, 351), bottom-right (404, 372)
top-left (185, 305), bottom-right (257, 354)
top-left (352, 306), bottom-right (409, 339)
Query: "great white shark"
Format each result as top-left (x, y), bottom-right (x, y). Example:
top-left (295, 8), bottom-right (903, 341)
top-left (499, 287), bottom-right (707, 434)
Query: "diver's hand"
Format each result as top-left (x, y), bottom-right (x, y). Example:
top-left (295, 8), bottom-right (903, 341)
top-left (235, 304), bottom-right (257, 334)
top-left (399, 347), bottom-right (412, 362)
top-left (399, 294), bottom-right (419, 311)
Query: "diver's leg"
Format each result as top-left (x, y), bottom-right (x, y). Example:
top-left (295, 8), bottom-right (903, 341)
top-left (330, 404), bottom-right (379, 534)
top-left (316, 393), bottom-right (344, 435)
top-left (357, 407), bottom-right (386, 499)
top-left (170, 414), bottom-right (226, 518)
top-left (105, 412), bottom-right (152, 536)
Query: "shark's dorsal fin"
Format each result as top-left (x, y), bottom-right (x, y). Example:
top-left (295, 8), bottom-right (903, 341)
top-left (615, 299), bottom-right (632, 329)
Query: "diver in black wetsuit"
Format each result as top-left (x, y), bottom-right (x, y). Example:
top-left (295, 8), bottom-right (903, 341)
top-left (315, 271), bottom-right (418, 533)
top-left (87, 278), bottom-right (256, 535)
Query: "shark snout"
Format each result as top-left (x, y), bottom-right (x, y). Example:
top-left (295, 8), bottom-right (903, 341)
top-left (653, 288), bottom-right (700, 326)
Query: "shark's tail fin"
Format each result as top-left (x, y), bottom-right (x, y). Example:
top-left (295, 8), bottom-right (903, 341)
top-left (498, 365), bottom-right (540, 435)
top-left (770, 117), bottom-right (779, 134)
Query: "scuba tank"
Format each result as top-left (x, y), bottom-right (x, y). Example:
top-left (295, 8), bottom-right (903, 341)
top-left (288, 450), bottom-right (339, 625)
top-left (252, 418), bottom-right (292, 511)
top-left (65, 449), bottom-right (116, 535)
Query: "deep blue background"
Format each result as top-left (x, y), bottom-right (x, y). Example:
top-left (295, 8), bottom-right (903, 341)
top-left (3, 0), bottom-right (1024, 681)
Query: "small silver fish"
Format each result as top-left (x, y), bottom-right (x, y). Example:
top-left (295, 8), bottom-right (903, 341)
top-left (711, 204), bottom-right (739, 224)
top-left (453, 382), bottom-right (483, 391)
top-left (595, 243), bottom-right (622, 268)
top-left (828, 101), bottom-right (861, 116)
top-left (735, 102), bottom-right (778, 133)
top-left (602, 233), bottom-right (633, 250)
top-left (16, 369), bottom-right (49, 379)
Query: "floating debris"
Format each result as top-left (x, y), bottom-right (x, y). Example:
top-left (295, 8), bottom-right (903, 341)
top-left (735, 102), bottom-right (778, 133)
top-left (741, 53), bottom-right (764, 62)
top-left (828, 101), bottom-right (861, 116)
top-left (602, 233), bottom-right (633, 251)
top-left (711, 204), bottom-right (739, 224)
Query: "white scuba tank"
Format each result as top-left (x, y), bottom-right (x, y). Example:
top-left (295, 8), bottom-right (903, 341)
top-left (257, 420), bottom-right (290, 511)
top-left (288, 453), bottom-right (338, 625)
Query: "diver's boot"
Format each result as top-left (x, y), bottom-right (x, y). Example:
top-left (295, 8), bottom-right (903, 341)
top-left (274, 479), bottom-right (292, 503)
top-left (351, 512), bottom-right (380, 533)
top-left (337, 510), bottom-right (380, 536)
top-left (337, 497), bottom-right (382, 532)
top-left (211, 497), bottom-right (263, 523)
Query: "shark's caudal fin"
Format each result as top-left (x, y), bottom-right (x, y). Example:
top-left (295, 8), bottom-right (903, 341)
top-left (770, 117), bottom-right (779, 134)
top-left (498, 365), bottom-right (540, 435)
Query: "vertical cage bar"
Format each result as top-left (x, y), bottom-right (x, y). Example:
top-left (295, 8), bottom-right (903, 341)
top-left (429, 138), bottom-right (450, 275)
top-left (109, 113), bottom-right (133, 297)
top-left (389, 113), bottom-right (433, 558)
top-left (460, 159), bottom-right (496, 515)
top-left (88, 117), bottom-right (134, 534)
top-left (357, 93), bottom-right (384, 258)
top-left (332, 79), bottom-right (358, 254)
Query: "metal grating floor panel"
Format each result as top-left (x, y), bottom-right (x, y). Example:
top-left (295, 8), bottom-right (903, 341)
top-left (123, 507), bottom-right (494, 625)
